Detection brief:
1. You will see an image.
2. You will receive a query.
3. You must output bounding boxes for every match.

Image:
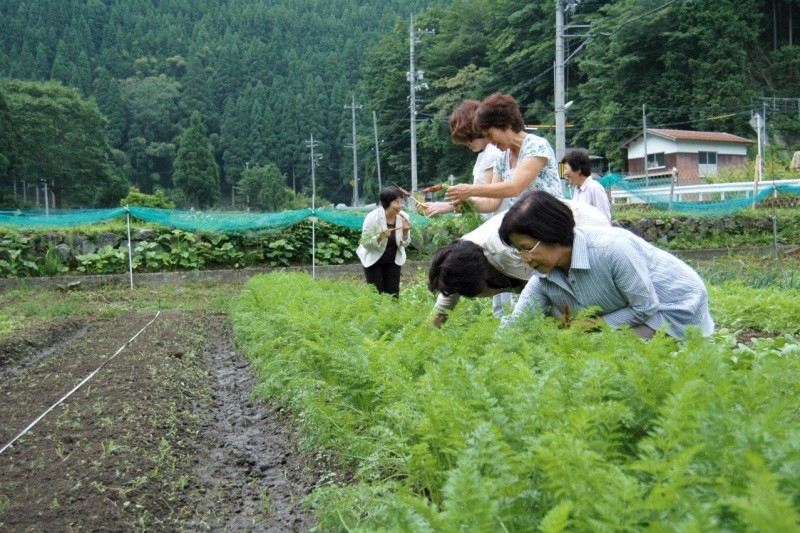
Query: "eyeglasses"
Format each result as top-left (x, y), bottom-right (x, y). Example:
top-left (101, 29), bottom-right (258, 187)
top-left (511, 240), bottom-right (541, 259)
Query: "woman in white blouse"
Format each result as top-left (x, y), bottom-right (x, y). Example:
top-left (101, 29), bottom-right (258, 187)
top-left (356, 187), bottom-right (411, 297)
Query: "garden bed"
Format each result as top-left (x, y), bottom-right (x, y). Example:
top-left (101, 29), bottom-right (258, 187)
top-left (0, 310), bottom-right (335, 530)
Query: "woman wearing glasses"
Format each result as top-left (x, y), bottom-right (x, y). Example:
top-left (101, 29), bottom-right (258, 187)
top-left (498, 191), bottom-right (714, 339)
top-left (427, 198), bottom-right (609, 327)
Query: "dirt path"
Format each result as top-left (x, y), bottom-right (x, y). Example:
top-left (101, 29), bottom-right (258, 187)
top-left (0, 311), bottom-right (324, 531)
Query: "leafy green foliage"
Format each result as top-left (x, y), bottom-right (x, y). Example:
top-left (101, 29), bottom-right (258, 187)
top-left (0, 219), bottom-right (360, 277)
top-left (2, 79), bottom-right (127, 208)
top-left (708, 281), bottom-right (800, 334)
top-left (120, 187), bottom-right (176, 209)
top-left (0, 232), bottom-right (39, 278)
top-left (75, 244), bottom-right (128, 274)
top-left (411, 210), bottom-right (484, 255)
top-left (232, 272), bottom-right (800, 530)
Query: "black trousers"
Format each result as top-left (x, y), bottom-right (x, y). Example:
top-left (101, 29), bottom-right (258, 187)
top-left (364, 262), bottom-right (402, 297)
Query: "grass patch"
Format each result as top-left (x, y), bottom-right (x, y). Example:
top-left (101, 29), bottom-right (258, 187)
top-left (0, 281), bottom-right (238, 331)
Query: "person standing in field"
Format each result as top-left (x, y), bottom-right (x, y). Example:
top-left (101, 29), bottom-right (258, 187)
top-left (356, 186), bottom-right (411, 298)
top-left (562, 147), bottom-right (612, 223)
top-left (423, 100), bottom-right (508, 217)
top-left (444, 92), bottom-right (563, 205)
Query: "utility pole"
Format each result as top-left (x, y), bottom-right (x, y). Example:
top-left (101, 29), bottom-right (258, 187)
top-left (554, 0), bottom-right (566, 163)
top-left (42, 180), bottom-right (49, 216)
top-left (407, 13), bottom-right (434, 193)
top-left (750, 109), bottom-right (765, 206)
top-left (642, 104), bottom-right (649, 186)
top-left (345, 96), bottom-right (362, 206)
top-left (373, 110), bottom-right (382, 193)
top-left (306, 134), bottom-right (322, 279)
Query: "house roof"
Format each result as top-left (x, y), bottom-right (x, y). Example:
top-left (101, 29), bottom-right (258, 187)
top-left (620, 128), bottom-right (754, 149)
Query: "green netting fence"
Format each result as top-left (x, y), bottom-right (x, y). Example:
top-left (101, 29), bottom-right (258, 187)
top-left (0, 206), bottom-right (431, 232)
top-left (2, 177), bottom-right (799, 286)
top-left (4, 174), bottom-right (800, 231)
top-left (0, 205), bottom-right (432, 287)
top-left (598, 173), bottom-right (800, 216)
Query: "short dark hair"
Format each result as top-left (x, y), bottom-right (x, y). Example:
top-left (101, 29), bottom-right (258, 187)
top-left (379, 186), bottom-right (405, 209)
top-left (428, 240), bottom-right (489, 297)
top-left (498, 190), bottom-right (575, 247)
top-left (562, 148), bottom-right (592, 177)
top-left (475, 93), bottom-right (526, 133)
top-left (449, 100), bottom-right (483, 145)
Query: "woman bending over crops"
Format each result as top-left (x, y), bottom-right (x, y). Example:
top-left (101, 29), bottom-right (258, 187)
top-left (498, 190), bottom-right (714, 339)
top-left (356, 186), bottom-right (411, 297)
top-left (427, 199), bottom-right (610, 327)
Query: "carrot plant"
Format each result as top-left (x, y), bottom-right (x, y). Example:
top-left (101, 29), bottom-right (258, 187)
top-left (708, 282), bottom-right (800, 334)
top-left (232, 272), bottom-right (800, 531)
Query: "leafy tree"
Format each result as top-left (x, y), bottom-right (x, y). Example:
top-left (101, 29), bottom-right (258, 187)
top-left (237, 163), bottom-right (292, 212)
top-left (2, 79), bottom-right (127, 208)
top-left (574, 0), bottom-right (761, 167)
top-left (173, 112), bottom-right (220, 208)
top-left (121, 76), bottom-right (181, 191)
top-left (122, 76), bottom-right (180, 142)
top-left (119, 186), bottom-right (176, 208)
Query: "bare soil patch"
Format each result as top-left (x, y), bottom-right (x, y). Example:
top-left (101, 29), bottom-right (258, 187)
top-left (0, 311), bottom-right (328, 531)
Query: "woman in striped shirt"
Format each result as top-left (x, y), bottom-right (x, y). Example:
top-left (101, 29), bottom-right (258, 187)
top-left (498, 190), bottom-right (714, 339)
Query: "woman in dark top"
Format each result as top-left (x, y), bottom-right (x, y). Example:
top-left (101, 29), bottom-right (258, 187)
top-left (355, 187), bottom-right (412, 297)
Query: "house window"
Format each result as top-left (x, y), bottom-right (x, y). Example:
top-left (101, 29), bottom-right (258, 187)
top-left (699, 151), bottom-right (718, 176)
top-left (646, 153), bottom-right (665, 169)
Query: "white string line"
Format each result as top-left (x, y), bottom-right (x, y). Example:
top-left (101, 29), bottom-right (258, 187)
top-left (0, 310), bottom-right (162, 456)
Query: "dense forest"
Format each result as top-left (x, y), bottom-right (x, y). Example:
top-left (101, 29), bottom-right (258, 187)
top-left (0, 0), bottom-right (798, 209)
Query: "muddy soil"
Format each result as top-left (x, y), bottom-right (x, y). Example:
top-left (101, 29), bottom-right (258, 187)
top-left (0, 311), bottom-right (329, 531)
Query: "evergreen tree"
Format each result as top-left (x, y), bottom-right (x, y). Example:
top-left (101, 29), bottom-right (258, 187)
top-left (93, 68), bottom-right (127, 148)
top-left (33, 43), bottom-right (51, 80)
top-left (70, 50), bottom-right (93, 96)
top-left (83, 0), bottom-right (109, 50)
top-left (0, 87), bottom-right (18, 181)
top-left (180, 53), bottom-right (217, 133)
top-left (173, 112), bottom-right (220, 208)
top-left (13, 41), bottom-right (35, 79)
top-left (210, 37), bottom-right (242, 109)
top-left (50, 40), bottom-right (72, 85)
